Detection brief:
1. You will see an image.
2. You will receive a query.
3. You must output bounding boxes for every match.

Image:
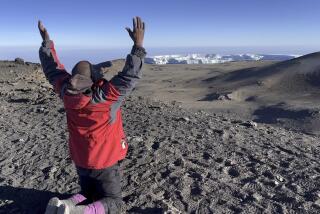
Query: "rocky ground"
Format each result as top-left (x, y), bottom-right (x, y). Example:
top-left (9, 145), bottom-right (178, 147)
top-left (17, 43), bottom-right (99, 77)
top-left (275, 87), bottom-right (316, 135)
top-left (134, 53), bottom-right (320, 136)
top-left (0, 60), bottom-right (320, 213)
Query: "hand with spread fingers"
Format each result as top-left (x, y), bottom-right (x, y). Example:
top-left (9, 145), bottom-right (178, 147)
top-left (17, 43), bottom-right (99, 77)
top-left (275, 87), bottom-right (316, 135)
top-left (126, 16), bottom-right (145, 47)
top-left (38, 20), bottom-right (50, 41)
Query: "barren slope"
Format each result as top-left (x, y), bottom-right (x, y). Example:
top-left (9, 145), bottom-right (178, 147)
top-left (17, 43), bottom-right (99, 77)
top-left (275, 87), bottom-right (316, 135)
top-left (0, 61), bottom-right (319, 213)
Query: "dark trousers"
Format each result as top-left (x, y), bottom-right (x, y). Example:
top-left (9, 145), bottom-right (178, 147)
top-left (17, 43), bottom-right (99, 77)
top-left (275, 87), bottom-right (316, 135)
top-left (76, 162), bottom-right (122, 213)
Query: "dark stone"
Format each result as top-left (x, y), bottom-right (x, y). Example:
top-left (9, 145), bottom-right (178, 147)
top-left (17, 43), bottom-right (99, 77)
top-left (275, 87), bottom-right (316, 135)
top-left (15, 58), bottom-right (25, 64)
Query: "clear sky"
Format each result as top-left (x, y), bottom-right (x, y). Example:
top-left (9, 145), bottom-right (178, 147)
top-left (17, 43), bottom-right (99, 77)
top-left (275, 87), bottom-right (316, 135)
top-left (0, 0), bottom-right (320, 50)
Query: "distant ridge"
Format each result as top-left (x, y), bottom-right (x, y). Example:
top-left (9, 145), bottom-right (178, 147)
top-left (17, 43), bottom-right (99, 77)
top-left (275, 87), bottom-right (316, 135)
top-left (202, 51), bottom-right (320, 93)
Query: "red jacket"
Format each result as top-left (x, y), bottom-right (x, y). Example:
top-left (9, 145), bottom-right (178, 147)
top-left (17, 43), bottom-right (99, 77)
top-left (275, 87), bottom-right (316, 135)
top-left (39, 40), bottom-right (146, 169)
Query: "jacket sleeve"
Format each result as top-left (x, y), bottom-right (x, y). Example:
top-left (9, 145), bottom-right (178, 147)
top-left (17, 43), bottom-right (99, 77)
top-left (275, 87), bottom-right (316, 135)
top-left (91, 45), bottom-right (146, 104)
top-left (39, 40), bottom-right (70, 98)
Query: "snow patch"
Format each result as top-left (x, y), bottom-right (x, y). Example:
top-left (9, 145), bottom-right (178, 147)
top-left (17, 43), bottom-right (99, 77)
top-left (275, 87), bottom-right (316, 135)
top-left (145, 54), bottom-right (299, 65)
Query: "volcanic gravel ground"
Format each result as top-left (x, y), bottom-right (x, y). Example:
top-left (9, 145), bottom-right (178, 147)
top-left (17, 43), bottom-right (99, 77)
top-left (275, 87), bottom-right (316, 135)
top-left (0, 61), bottom-right (319, 213)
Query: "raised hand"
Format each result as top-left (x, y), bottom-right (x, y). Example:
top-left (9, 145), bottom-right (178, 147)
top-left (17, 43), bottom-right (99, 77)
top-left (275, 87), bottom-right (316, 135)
top-left (125, 17), bottom-right (145, 47)
top-left (38, 20), bottom-right (50, 41)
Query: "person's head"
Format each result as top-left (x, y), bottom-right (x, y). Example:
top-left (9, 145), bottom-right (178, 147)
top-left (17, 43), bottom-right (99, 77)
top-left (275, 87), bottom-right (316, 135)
top-left (68, 60), bottom-right (104, 93)
top-left (72, 60), bottom-right (105, 82)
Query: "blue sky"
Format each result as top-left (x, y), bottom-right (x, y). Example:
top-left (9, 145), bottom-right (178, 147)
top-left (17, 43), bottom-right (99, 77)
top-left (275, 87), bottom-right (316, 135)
top-left (0, 0), bottom-right (320, 49)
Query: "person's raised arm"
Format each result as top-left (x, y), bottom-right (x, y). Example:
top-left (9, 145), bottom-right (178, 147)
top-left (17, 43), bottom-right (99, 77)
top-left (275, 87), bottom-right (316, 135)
top-left (38, 20), bottom-right (70, 98)
top-left (92, 17), bottom-right (146, 104)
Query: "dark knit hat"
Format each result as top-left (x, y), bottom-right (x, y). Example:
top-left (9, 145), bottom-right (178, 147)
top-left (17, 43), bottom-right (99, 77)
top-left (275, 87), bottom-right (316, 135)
top-left (69, 61), bottom-right (93, 93)
top-left (68, 60), bottom-right (113, 94)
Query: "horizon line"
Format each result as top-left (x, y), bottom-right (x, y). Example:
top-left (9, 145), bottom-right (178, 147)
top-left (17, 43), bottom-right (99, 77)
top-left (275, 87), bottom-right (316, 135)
top-left (1, 45), bottom-right (320, 48)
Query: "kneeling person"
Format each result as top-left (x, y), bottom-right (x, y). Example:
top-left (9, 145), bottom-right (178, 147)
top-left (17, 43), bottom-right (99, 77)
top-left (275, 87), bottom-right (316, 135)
top-left (38, 17), bottom-right (146, 214)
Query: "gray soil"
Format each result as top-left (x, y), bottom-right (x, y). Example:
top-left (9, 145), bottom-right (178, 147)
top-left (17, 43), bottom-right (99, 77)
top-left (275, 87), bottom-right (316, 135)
top-left (0, 59), bottom-right (320, 214)
top-left (134, 53), bottom-right (320, 136)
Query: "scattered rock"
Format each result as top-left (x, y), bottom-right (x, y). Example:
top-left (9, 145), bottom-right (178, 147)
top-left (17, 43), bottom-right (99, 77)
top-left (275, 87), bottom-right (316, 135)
top-left (276, 175), bottom-right (285, 182)
top-left (315, 199), bottom-right (320, 207)
top-left (245, 96), bottom-right (257, 102)
top-left (217, 93), bottom-right (232, 101)
top-left (196, 134), bottom-right (203, 139)
top-left (253, 193), bottom-right (263, 202)
top-left (14, 58), bottom-right (25, 64)
top-left (231, 119), bottom-right (243, 124)
top-left (205, 129), bottom-right (213, 135)
top-left (225, 159), bottom-right (237, 166)
top-left (256, 80), bottom-right (263, 86)
top-left (240, 121), bottom-right (258, 128)
top-left (212, 129), bottom-right (224, 135)
top-left (12, 138), bottom-right (25, 143)
top-left (36, 107), bottom-right (45, 113)
top-left (131, 136), bottom-right (144, 143)
top-left (148, 105), bottom-right (162, 109)
top-left (177, 117), bottom-right (190, 122)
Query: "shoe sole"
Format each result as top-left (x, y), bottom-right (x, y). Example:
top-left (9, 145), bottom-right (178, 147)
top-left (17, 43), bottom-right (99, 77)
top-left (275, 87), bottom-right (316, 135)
top-left (57, 204), bottom-right (69, 214)
top-left (44, 197), bottom-right (62, 214)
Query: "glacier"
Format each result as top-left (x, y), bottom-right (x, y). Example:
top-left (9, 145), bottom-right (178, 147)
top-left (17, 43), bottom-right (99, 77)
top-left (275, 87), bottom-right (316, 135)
top-left (144, 54), bottom-right (299, 65)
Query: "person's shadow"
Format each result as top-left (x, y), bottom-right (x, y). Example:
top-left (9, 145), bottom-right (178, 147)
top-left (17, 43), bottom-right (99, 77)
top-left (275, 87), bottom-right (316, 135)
top-left (0, 185), bottom-right (71, 214)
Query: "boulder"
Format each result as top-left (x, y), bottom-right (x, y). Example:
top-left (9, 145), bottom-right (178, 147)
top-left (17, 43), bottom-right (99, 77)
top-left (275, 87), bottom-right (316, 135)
top-left (14, 58), bottom-right (25, 64)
